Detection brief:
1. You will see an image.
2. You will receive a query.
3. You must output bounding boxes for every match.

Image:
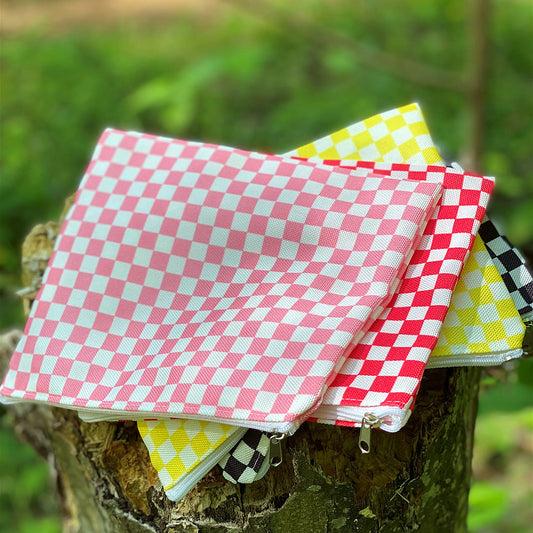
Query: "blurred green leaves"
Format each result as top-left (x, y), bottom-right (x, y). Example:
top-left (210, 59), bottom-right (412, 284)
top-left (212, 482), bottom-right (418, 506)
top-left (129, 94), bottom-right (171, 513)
top-left (469, 407), bottom-right (533, 533)
top-left (468, 482), bottom-right (508, 532)
top-left (0, 416), bottom-right (60, 533)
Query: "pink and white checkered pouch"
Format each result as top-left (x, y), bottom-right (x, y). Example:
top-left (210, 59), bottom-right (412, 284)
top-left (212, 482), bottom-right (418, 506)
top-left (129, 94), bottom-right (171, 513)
top-left (0, 129), bottom-right (442, 434)
top-left (303, 160), bottom-right (495, 431)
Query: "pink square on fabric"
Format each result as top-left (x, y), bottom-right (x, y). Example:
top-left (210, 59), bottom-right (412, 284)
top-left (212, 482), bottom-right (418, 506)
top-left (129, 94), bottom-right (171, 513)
top-left (1, 130), bottom-right (443, 433)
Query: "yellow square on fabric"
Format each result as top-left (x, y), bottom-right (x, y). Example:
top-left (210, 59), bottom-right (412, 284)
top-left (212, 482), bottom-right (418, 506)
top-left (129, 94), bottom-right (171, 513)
top-left (397, 138), bottom-right (420, 160)
top-left (330, 128), bottom-right (352, 143)
top-left (375, 136), bottom-right (397, 158)
top-left (318, 146), bottom-right (342, 160)
top-left (352, 130), bottom-right (374, 150)
top-left (150, 422), bottom-right (171, 447)
top-left (364, 113), bottom-right (384, 128)
top-left (407, 121), bottom-right (428, 138)
top-left (384, 114), bottom-right (407, 132)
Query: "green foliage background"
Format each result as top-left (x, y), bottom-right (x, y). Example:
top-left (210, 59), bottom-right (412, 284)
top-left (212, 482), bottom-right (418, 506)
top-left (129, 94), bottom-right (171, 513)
top-left (0, 1), bottom-right (531, 531)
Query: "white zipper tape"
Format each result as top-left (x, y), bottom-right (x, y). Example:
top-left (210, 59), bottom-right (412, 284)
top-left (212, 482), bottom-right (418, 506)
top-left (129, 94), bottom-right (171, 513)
top-left (0, 393), bottom-right (301, 435)
top-left (425, 348), bottom-right (523, 369)
top-left (313, 402), bottom-right (413, 434)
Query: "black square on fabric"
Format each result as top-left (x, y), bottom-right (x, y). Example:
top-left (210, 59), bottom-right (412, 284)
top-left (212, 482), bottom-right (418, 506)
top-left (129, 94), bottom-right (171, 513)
top-left (478, 219), bottom-right (501, 244)
top-left (497, 249), bottom-right (523, 271)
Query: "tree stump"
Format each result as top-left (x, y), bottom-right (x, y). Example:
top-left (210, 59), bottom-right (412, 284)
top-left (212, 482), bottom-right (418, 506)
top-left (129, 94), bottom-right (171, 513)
top-left (0, 218), bottom-right (481, 533)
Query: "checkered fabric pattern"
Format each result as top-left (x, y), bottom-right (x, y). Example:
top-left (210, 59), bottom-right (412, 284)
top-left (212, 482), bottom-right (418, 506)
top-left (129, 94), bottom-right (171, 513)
top-left (428, 235), bottom-right (525, 363)
top-left (478, 217), bottom-right (533, 318)
top-left (285, 104), bottom-right (523, 369)
top-left (0, 129), bottom-right (442, 432)
top-left (218, 430), bottom-right (271, 484)
top-left (138, 105), bottom-right (452, 493)
top-left (307, 160), bottom-right (494, 426)
top-left (289, 103), bottom-right (444, 166)
top-left (137, 418), bottom-right (245, 499)
top-left (144, 106), bottom-right (510, 493)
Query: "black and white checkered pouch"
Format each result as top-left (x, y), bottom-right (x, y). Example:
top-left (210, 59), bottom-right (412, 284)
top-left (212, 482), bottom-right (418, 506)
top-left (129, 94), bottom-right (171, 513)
top-left (478, 217), bottom-right (533, 319)
top-left (218, 430), bottom-right (273, 484)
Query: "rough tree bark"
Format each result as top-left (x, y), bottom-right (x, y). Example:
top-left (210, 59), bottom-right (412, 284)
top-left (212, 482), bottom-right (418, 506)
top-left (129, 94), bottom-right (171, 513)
top-left (0, 216), bottom-right (481, 533)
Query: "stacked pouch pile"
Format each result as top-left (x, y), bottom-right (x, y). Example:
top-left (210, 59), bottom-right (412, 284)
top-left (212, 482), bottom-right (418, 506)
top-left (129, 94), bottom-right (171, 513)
top-left (218, 104), bottom-right (529, 483)
top-left (1, 104), bottom-right (530, 501)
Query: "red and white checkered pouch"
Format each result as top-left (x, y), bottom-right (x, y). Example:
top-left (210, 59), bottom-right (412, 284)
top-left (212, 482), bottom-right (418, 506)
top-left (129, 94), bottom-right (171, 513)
top-left (0, 129), bottom-right (442, 435)
top-left (301, 160), bottom-right (494, 440)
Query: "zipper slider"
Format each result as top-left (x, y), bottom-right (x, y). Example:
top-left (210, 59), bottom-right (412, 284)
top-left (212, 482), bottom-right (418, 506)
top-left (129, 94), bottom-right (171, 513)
top-left (269, 433), bottom-right (286, 467)
top-left (522, 317), bottom-right (533, 357)
top-left (358, 413), bottom-right (382, 454)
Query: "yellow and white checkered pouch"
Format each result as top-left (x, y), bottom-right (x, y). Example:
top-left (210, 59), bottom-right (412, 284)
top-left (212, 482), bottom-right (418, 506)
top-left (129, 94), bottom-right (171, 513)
top-left (427, 236), bottom-right (525, 367)
top-left (137, 419), bottom-right (246, 501)
top-left (134, 103), bottom-right (524, 499)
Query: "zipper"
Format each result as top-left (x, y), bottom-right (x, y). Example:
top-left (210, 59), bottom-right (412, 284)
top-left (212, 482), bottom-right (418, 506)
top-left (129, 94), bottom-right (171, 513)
top-left (313, 402), bottom-right (411, 434)
top-left (313, 402), bottom-right (414, 455)
top-left (358, 413), bottom-right (382, 454)
top-left (269, 432), bottom-right (287, 467)
top-left (165, 426), bottom-right (247, 501)
top-left (1, 394), bottom-right (301, 435)
top-left (425, 348), bottom-right (523, 369)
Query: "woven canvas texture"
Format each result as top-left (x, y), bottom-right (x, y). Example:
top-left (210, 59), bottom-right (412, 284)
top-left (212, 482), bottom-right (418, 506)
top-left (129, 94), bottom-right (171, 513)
top-left (431, 236), bottom-right (525, 357)
top-left (219, 430), bottom-right (270, 484)
top-left (285, 104), bottom-right (522, 367)
top-left (142, 106), bottom-right (521, 494)
top-left (215, 105), bottom-right (513, 484)
top-left (0, 129), bottom-right (442, 430)
top-left (137, 418), bottom-right (240, 492)
top-left (289, 103), bottom-right (444, 165)
top-left (478, 217), bottom-right (533, 317)
top-left (308, 161), bottom-right (494, 422)
top-left (139, 105), bottom-right (450, 492)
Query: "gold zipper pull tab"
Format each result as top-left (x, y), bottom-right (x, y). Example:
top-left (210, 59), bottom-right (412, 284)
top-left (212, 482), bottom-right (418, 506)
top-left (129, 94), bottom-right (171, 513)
top-left (269, 433), bottom-right (286, 467)
top-left (358, 413), bottom-right (382, 454)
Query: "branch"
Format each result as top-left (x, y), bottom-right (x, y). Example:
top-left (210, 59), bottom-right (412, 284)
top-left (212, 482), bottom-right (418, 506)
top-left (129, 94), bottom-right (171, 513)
top-left (221, 0), bottom-right (470, 92)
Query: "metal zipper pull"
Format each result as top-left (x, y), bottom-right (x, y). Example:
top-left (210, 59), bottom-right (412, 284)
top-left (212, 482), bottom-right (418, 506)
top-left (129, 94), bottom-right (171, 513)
top-left (358, 413), bottom-right (382, 454)
top-left (269, 433), bottom-right (286, 467)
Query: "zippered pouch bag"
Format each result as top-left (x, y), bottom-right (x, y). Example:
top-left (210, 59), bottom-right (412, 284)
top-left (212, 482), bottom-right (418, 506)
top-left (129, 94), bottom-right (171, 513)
top-left (478, 217), bottom-right (533, 320)
top-left (0, 129), bottom-right (442, 435)
top-left (309, 160), bottom-right (494, 432)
